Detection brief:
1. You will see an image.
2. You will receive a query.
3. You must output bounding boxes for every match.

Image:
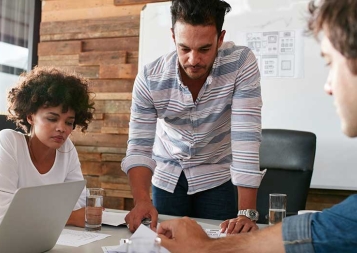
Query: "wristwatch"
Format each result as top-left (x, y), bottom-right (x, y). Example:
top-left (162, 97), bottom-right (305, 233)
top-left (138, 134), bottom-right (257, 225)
top-left (237, 209), bottom-right (259, 221)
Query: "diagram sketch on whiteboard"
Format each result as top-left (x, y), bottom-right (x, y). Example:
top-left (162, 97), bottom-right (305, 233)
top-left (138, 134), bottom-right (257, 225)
top-left (233, 30), bottom-right (303, 79)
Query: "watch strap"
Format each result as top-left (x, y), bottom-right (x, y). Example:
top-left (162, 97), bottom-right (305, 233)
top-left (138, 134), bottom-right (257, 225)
top-left (237, 209), bottom-right (259, 221)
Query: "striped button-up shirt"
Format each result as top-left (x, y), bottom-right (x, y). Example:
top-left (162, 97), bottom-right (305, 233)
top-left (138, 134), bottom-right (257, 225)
top-left (121, 41), bottom-right (265, 194)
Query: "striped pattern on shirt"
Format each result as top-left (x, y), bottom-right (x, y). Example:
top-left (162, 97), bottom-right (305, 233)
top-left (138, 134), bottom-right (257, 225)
top-left (121, 41), bottom-right (265, 194)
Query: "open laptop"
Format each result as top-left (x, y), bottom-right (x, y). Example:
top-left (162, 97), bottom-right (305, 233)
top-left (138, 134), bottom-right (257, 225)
top-left (0, 180), bottom-right (86, 253)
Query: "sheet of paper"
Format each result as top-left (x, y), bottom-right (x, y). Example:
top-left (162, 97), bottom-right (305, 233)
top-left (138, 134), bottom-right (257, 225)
top-left (102, 224), bottom-right (170, 253)
top-left (56, 229), bottom-right (111, 247)
top-left (102, 210), bottom-right (128, 226)
top-left (102, 245), bottom-right (122, 253)
top-left (205, 228), bottom-right (226, 238)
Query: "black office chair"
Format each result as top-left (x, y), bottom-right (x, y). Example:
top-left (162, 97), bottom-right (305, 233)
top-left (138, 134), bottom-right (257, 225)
top-left (257, 129), bottom-right (317, 224)
top-left (0, 114), bottom-right (22, 131)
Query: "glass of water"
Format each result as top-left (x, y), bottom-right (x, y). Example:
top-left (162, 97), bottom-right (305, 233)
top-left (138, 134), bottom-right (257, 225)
top-left (125, 237), bottom-right (162, 253)
top-left (85, 188), bottom-right (104, 231)
top-left (269, 193), bottom-right (287, 225)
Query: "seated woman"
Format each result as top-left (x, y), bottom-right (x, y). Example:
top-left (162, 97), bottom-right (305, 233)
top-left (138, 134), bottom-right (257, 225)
top-left (0, 66), bottom-right (94, 227)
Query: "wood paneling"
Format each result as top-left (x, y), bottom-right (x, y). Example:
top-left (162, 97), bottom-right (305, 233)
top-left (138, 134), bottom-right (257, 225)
top-left (82, 37), bottom-right (139, 52)
top-left (71, 132), bottom-right (128, 148)
top-left (88, 79), bottom-right (134, 93)
top-left (40, 16), bottom-right (140, 41)
top-left (42, 2), bottom-right (144, 22)
top-left (38, 54), bottom-right (79, 66)
top-left (38, 41), bottom-right (82, 55)
top-left (79, 51), bottom-right (128, 65)
top-left (114, 0), bottom-right (168, 6)
top-left (94, 92), bottom-right (132, 100)
top-left (93, 100), bottom-right (131, 114)
top-left (42, 0), bottom-right (116, 12)
top-left (306, 189), bottom-right (357, 211)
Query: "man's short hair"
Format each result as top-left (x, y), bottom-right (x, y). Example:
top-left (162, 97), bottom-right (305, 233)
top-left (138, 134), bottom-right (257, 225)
top-left (308, 0), bottom-right (357, 74)
top-left (170, 0), bottom-right (231, 35)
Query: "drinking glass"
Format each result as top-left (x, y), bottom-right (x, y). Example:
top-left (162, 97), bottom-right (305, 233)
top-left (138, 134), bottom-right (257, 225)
top-left (269, 193), bottom-right (287, 225)
top-left (85, 188), bottom-right (104, 231)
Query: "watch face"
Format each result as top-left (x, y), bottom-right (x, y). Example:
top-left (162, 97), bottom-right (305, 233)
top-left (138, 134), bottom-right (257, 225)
top-left (238, 209), bottom-right (259, 220)
top-left (248, 210), bottom-right (259, 220)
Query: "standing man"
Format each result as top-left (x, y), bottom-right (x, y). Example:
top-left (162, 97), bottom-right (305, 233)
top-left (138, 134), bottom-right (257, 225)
top-left (122, 0), bottom-right (264, 233)
top-left (157, 0), bottom-right (357, 252)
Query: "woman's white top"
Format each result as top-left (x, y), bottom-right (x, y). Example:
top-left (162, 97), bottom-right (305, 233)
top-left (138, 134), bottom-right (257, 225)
top-left (0, 129), bottom-right (86, 223)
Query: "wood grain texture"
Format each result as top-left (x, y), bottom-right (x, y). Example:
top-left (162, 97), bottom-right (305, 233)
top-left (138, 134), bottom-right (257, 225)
top-left (87, 113), bottom-right (131, 134)
top-left (93, 113), bottom-right (104, 120)
top-left (42, 3), bottom-right (143, 22)
top-left (79, 51), bottom-right (127, 65)
top-left (88, 79), bottom-right (134, 93)
top-left (94, 100), bottom-right (131, 114)
top-left (101, 163), bottom-right (127, 176)
top-left (38, 41), bottom-right (82, 56)
top-left (40, 15), bottom-right (140, 41)
top-left (84, 175), bottom-right (102, 188)
top-left (99, 64), bottom-right (121, 79)
top-left (99, 64), bottom-right (137, 79)
top-left (101, 127), bottom-right (129, 134)
top-left (101, 153), bottom-right (126, 162)
top-left (94, 92), bottom-right (132, 100)
top-left (104, 189), bottom-right (133, 199)
top-left (42, 0), bottom-right (115, 12)
top-left (118, 64), bottom-right (138, 79)
top-left (103, 113), bottom-right (130, 128)
top-left (81, 161), bottom-right (103, 176)
top-left (104, 196), bottom-right (125, 210)
top-left (70, 132), bottom-right (128, 148)
top-left (75, 146), bottom-right (128, 154)
top-left (101, 182), bottom-right (131, 191)
top-left (82, 37), bottom-right (139, 52)
top-left (78, 152), bottom-right (102, 162)
top-left (54, 66), bottom-right (100, 79)
top-left (38, 54), bottom-right (79, 66)
top-left (114, 0), bottom-right (168, 6)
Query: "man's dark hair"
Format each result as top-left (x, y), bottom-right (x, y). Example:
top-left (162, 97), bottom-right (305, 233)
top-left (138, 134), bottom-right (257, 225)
top-left (171, 0), bottom-right (231, 35)
top-left (7, 66), bottom-right (95, 133)
top-left (308, 0), bottom-right (357, 74)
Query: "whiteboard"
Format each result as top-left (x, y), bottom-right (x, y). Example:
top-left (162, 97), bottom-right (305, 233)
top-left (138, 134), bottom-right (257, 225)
top-left (139, 0), bottom-right (357, 191)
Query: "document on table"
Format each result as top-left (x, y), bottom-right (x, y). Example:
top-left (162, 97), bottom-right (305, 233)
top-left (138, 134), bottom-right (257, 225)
top-left (102, 224), bottom-right (170, 253)
top-left (56, 229), bottom-right (111, 247)
top-left (102, 210), bottom-right (128, 226)
top-left (205, 228), bottom-right (226, 238)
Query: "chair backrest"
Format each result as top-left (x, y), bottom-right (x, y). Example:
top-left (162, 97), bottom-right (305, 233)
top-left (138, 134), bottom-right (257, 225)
top-left (0, 114), bottom-right (21, 131)
top-left (257, 129), bottom-right (317, 224)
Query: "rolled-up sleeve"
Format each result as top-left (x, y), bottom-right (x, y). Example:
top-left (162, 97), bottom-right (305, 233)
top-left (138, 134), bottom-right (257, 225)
top-left (283, 213), bottom-right (315, 253)
top-left (230, 49), bottom-right (265, 188)
top-left (121, 70), bottom-right (157, 174)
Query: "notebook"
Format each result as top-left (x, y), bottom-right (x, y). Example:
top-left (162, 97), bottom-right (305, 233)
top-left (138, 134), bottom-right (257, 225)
top-left (0, 180), bottom-right (86, 253)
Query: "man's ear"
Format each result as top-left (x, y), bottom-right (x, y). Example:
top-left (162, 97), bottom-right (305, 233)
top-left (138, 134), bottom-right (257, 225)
top-left (171, 27), bottom-right (176, 44)
top-left (218, 30), bottom-right (226, 48)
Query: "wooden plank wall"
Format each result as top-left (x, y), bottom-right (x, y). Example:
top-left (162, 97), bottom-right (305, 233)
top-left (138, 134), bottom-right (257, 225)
top-left (39, 0), bottom-right (166, 210)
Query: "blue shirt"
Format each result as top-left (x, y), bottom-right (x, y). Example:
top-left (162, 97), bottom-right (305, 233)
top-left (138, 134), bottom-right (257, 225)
top-left (283, 194), bottom-right (357, 252)
top-left (121, 41), bottom-right (265, 194)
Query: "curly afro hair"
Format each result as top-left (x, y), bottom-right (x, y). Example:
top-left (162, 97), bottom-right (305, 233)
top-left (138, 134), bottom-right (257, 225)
top-left (7, 66), bottom-right (95, 133)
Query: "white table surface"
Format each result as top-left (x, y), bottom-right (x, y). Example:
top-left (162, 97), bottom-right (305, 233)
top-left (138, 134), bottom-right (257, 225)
top-left (50, 210), bottom-right (267, 252)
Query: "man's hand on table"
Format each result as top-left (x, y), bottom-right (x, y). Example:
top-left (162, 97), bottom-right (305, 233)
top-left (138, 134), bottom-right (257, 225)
top-left (125, 200), bottom-right (158, 232)
top-left (157, 217), bottom-right (211, 253)
top-left (220, 216), bottom-right (259, 234)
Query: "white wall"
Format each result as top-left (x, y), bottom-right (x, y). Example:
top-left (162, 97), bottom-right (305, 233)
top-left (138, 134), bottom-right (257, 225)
top-left (139, 0), bottom-right (357, 190)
